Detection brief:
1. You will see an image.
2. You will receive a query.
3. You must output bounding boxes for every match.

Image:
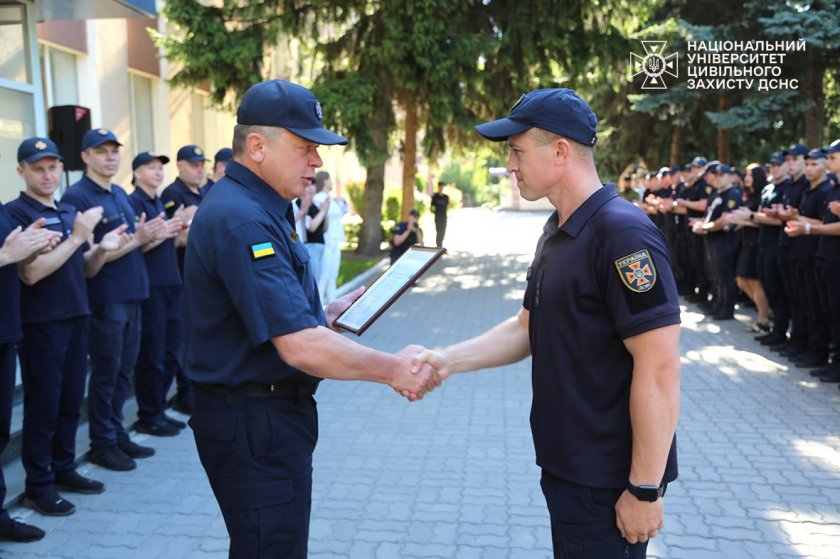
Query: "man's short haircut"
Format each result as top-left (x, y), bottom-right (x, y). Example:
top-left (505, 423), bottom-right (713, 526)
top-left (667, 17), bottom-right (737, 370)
top-left (231, 124), bottom-right (284, 157)
top-left (532, 128), bottom-right (593, 161)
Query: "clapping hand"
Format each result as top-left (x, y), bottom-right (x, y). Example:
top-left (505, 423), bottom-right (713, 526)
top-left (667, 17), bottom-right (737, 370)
top-left (99, 224), bottom-right (130, 251)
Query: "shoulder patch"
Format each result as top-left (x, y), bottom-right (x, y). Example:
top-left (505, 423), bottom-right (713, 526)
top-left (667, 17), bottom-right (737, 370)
top-left (164, 200), bottom-right (176, 209)
top-left (727, 199), bottom-right (736, 209)
top-left (615, 249), bottom-right (657, 293)
top-left (705, 186), bottom-right (713, 195)
top-left (250, 242), bottom-right (275, 260)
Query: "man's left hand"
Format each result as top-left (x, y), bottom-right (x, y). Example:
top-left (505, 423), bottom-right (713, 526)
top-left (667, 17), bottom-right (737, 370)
top-left (325, 286), bottom-right (365, 331)
top-left (615, 490), bottom-right (664, 544)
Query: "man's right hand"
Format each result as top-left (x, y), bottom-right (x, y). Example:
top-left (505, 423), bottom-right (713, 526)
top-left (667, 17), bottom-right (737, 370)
top-left (390, 345), bottom-right (445, 401)
top-left (1, 219), bottom-right (59, 263)
top-left (72, 206), bottom-right (104, 242)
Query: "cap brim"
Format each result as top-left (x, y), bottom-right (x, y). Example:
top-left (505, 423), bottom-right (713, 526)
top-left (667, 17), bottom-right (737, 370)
top-left (86, 139), bottom-right (123, 149)
top-left (475, 118), bottom-right (532, 141)
top-left (22, 152), bottom-right (63, 164)
top-left (287, 127), bottom-right (348, 146)
top-left (182, 156), bottom-right (209, 162)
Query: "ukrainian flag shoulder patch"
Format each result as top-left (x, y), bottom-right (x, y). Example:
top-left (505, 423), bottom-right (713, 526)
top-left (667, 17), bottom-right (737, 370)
top-left (250, 242), bottom-right (275, 260)
top-left (164, 200), bottom-right (176, 209)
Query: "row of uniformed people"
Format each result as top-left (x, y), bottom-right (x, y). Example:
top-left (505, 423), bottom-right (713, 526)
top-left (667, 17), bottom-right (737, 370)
top-left (0, 131), bottom-right (228, 542)
top-left (639, 141), bottom-right (840, 381)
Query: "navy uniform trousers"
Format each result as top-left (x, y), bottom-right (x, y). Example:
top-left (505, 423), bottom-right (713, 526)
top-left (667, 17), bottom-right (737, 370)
top-left (541, 470), bottom-right (647, 558)
top-left (135, 285), bottom-right (183, 422)
top-left (818, 258), bottom-right (840, 367)
top-left (797, 258), bottom-right (830, 357)
top-left (191, 385), bottom-right (318, 559)
top-left (0, 343), bottom-right (16, 524)
top-left (18, 316), bottom-right (88, 493)
top-left (778, 246), bottom-right (807, 349)
top-left (88, 302), bottom-right (141, 449)
top-left (758, 242), bottom-right (789, 336)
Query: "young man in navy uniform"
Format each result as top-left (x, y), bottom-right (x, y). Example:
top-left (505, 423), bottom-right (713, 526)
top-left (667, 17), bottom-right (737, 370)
top-left (7, 137), bottom-right (130, 516)
top-left (413, 88), bottom-right (680, 558)
top-left (0, 191), bottom-right (60, 542)
top-left (181, 79), bottom-right (441, 559)
top-left (692, 162), bottom-right (741, 320)
top-left (779, 148), bottom-right (834, 370)
top-left (61, 129), bottom-right (169, 472)
top-left (129, 151), bottom-right (187, 436)
top-left (160, 144), bottom-right (207, 415)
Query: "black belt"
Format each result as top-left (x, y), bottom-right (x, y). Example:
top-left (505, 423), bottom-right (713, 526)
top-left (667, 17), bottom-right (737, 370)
top-left (197, 380), bottom-right (317, 398)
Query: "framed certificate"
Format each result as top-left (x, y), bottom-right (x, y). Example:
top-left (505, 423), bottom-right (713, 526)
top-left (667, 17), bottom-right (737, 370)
top-left (334, 246), bottom-right (446, 335)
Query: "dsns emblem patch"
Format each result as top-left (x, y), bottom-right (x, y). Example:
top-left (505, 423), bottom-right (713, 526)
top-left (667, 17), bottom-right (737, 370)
top-left (615, 249), bottom-right (657, 293)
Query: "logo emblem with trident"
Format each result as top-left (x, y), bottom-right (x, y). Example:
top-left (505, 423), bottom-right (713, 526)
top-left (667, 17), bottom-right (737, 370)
top-left (630, 41), bottom-right (679, 90)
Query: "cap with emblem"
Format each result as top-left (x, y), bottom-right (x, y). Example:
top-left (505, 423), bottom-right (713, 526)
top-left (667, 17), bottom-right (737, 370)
top-left (767, 151), bottom-right (786, 164)
top-left (177, 145), bottom-right (209, 162)
top-left (132, 151), bottom-right (171, 170)
top-left (214, 147), bottom-right (233, 163)
top-left (825, 139), bottom-right (840, 154)
top-left (688, 156), bottom-right (708, 168)
top-left (17, 137), bottom-right (63, 164)
top-left (805, 148), bottom-right (827, 160)
top-left (475, 88), bottom-right (598, 146)
top-left (82, 128), bottom-right (123, 151)
top-left (703, 161), bottom-right (730, 175)
top-left (783, 143), bottom-right (808, 157)
top-left (237, 79), bottom-right (348, 146)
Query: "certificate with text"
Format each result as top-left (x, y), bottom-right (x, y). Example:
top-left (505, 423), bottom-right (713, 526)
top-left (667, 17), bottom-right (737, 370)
top-left (334, 246), bottom-right (446, 335)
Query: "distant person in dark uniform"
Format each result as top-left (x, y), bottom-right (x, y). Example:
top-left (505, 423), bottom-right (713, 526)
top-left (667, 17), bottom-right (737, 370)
top-left (129, 151), bottom-right (188, 437)
top-left (0, 190), bottom-right (60, 542)
top-left (677, 157), bottom-right (713, 304)
top-left (181, 79), bottom-right (441, 559)
top-left (415, 88), bottom-right (680, 558)
top-left (161, 144), bottom-right (208, 415)
top-left (390, 208), bottom-right (423, 264)
top-left (431, 181), bottom-right (450, 248)
top-left (201, 147), bottom-right (233, 196)
top-left (61, 129), bottom-right (169, 472)
top-left (8, 138), bottom-right (129, 517)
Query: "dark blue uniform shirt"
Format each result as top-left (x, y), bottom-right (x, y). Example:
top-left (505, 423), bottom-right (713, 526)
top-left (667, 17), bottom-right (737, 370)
top-left (779, 175), bottom-right (808, 248)
top-left (60, 175), bottom-right (149, 305)
top-left (5, 192), bottom-right (90, 323)
top-left (161, 177), bottom-right (203, 218)
top-left (794, 179), bottom-right (833, 261)
top-left (181, 161), bottom-right (323, 387)
top-left (0, 205), bottom-right (22, 344)
top-left (523, 185), bottom-right (680, 488)
top-left (704, 186), bottom-right (742, 240)
top-left (685, 178), bottom-right (714, 219)
top-left (129, 189), bottom-right (181, 287)
top-left (817, 182), bottom-right (840, 261)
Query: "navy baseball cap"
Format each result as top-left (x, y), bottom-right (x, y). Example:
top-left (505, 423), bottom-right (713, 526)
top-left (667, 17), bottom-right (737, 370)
top-left (82, 128), bottom-right (122, 150)
top-left (783, 143), bottom-right (808, 157)
top-left (214, 147), bottom-right (233, 162)
top-left (825, 140), bottom-right (840, 154)
top-left (805, 148), bottom-right (827, 160)
top-left (657, 166), bottom-right (671, 177)
top-left (177, 145), bottom-right (209, 162)
top-left (17, 137), bottom-right (63, 164)
top-left (767, 152), bottom-right (786, 164)
top-left (132, 151), bottom-right (170, 171)
top-left (475, 88), bottom-right (598, 147)
top-left (670, 166), bottom-right (682, 174)
top-left (409, 209), bottom-right (420, 217)
top-left (688, 156), bottom-right (708, 168)
top-left (237, 79), bottom-right (348, 145)
top-left (704, 162), bottom-right (731, 175)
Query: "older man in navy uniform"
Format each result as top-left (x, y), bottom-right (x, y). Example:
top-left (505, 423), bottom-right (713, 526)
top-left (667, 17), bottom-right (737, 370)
top-left (414, 88), bottom-right (680, 558)
top-left (181, 79), bottom-right (440, 559)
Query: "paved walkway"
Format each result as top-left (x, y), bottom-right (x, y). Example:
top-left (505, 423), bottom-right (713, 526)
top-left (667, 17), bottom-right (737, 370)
top-left (3, 208), bottom-right (840, 558)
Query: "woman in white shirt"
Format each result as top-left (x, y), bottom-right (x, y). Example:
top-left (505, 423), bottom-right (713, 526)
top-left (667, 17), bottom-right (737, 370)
top-left (312, 171), bottom-right (348, 302)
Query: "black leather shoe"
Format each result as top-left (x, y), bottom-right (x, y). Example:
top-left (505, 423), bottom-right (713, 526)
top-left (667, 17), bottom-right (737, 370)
top-left (793, 354), bottom-right (828, 369)
top-left (54, 470), bottom-right (105, 494)
top-left (778, 346), bottom-right (806, 357)
top-left (118, 439), bottom-right (155, 459)
top-left (162, 414), bottom-right (187, 430)
top-left (24, 489), bottom-right (75, 516)
top-left (135, 419), bottom-right (179, 437)
top-left (0, 519), bottom-right (45, 542)
top-left (760, 334), bottom-right (787, 346)
top-left (819, 370), bottom-right (840, 383)
top-left (90, 445), bottom-right (136, 471)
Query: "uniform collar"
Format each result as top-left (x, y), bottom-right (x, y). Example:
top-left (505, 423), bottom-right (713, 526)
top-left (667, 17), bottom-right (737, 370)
top-left (544, 184), bottom-right (618, 239)
top-left (81, 174), bottom-right (115, 193)
top-left (131, 187), bottom-right (157, 202)
top-left (224, 161), bottom-right (293, 218)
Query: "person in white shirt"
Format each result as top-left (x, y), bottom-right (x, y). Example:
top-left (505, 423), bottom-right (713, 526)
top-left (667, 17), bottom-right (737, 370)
top-left (312, 171), bottom-right (348, 302)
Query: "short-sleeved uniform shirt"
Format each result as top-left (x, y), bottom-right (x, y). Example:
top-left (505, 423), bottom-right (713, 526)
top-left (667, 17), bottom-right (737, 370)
top-left (758, 179), bottom-right (789, 247)
top-left (779, 175), bottom-right (808, 248)
top-left (686, 178), bottom-right (714, 219)
top-left (794, 179), bottom-right (833, 261)
top-left (181, 161), bottom-right (323, 387)
top-left (129, 189), bottom-right (181, 287)
top-left (817, 181), bottom-right (840, 262)
top-left (162, 177), bottom-right (204, 272)
top-left (704, 186), bottom-right (742, 241)
top-left (0, 205), bottom-right (22, 344)
top-left (523, 184), bottom-right (680, 488)
top-left (6, 192), bottom-right (90, 324)
top-left (61, 175), bottom-right (149, 305)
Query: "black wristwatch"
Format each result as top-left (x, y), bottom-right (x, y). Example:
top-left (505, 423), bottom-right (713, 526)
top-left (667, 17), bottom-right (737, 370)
top-left (626, 481), bottom-right (665, 502)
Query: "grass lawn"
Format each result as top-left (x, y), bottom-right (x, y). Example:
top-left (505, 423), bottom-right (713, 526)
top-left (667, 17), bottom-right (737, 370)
top-left (337, 251), bottom-right (382, 287)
